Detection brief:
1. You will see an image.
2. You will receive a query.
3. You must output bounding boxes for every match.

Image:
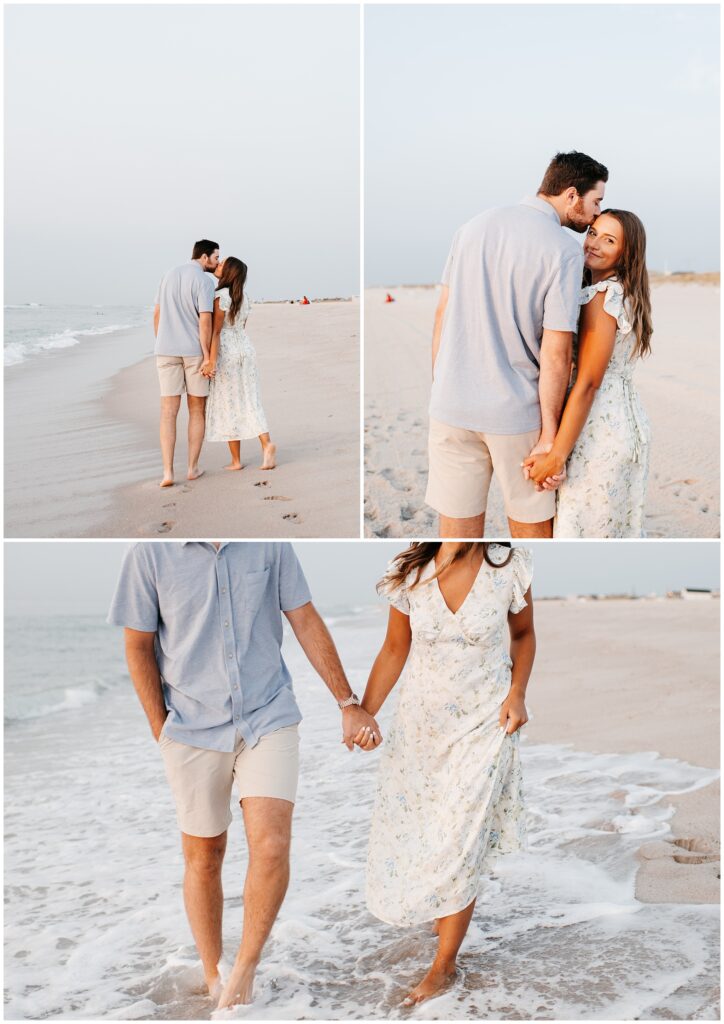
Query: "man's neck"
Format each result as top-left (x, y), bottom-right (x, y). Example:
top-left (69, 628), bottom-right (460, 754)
top-left (536, 192), bottom-right (565, 226)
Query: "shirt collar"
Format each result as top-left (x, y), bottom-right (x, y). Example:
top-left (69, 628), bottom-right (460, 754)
top-left (182, 541), bottom-right (230, 551)
top-left (519, 194), bottom-right (561, 225)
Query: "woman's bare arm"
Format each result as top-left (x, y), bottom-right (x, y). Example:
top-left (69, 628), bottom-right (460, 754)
top-left (523, 291), bottom-right (617, 483)
top-left (499, 592), bottom-right (535, 733)
top-left (361, 608), bottom-right (412, 719)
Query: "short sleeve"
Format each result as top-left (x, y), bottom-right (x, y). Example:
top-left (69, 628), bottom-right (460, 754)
top-left (216, 287), bottom-right (232, 312)
top-left (509, 547), bottom-right (534, 615)
top-left (441, 229), bottom-right (460, 286)
top-left (197, 273), bottom-right (216, 314)
top-left (543, 249), bottom-right (584, 331)
top-left (378, 561), bottom-right (410, 615)
top-left (107, 545), bottom-right (160, 632)
top-left (278, 544), bottom-right (312, 612)
top-left (602, 281), bottom-right (632, 335)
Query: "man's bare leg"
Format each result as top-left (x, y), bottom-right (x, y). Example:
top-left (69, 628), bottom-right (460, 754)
top-left (186, 395), bottom-right (206, 480)
top-left (181, 831), bottom-right (227, 997)
top-left (507, 517), bottom-right (553, 538)
top-left (403, 899), bottom-right (476, 1005)
top-left (217, 797), bottom-right (293, 1009)
top-left (438, 514), bottom-right (485, 538)
top-left (160, 395), bottom-right (181, 487)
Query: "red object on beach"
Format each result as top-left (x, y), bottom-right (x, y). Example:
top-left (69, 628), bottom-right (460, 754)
top-left (300, 295), bottom-right (310, 305)
top-left (385, 293), bottom-right (395, 303)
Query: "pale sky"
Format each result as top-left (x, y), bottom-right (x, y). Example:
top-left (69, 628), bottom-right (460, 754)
top-left (5, 4), bottom-right (359, 304)
top-left (4, 541), bottom-right (719, 616)
top-left (365, 4), bottom-right (720, 284)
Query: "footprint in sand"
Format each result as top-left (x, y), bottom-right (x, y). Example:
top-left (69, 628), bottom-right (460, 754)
top-left (162, 502), bottom-right (176, 510)
top-left (179, 485), bottom-right (191, 494)
top-left (400, 504), bottom-right (417, 521)
top-left (154, 521), bottom-right (175, 534)
top-left (264, 495), bottom-right (292, 501)
top-left (282, 512), bottom-right (302, 523)
top-left (254, 481), bottom-right (270, 488)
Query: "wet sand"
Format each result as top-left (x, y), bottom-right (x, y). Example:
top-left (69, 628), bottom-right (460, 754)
top-left (5, 300), bottom-right (360, 538)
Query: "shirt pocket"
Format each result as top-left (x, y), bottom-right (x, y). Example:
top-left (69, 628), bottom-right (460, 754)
top-left (235, 566), bottom-right (272, 619)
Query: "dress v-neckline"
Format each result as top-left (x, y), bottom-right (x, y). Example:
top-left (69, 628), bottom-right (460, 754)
top-left (430, 555), bottom-right (486, 617)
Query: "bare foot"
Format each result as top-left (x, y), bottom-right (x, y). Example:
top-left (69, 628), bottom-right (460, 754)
top-left (402, 963), bottom-right (457, 1006)
top-left (217, 959), bottom-right (257, 1009)
top-left (206, 970), bottom-right (222, 1002)
top-left (160, 476), bottom-right (174, 488)
top-left (187, 468), bottom-right (205, 481)
top-left (223, 462), bottom-right (244, 472)
top-left (260, 443), bottom-right (277, 470)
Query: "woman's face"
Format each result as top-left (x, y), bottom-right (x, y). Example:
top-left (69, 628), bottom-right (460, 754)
top-left (583, 214), bottom-right (624, 274)
top-left (213, 259), bottom-right (225, 279)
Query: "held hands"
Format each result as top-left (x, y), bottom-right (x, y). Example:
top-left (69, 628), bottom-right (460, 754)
top-left (499, 692), bottom-right (528, 735)
top-left (341, 705), bottom-right (383, 752)
top-left (200, 360), bottom-right (216, 379)
top-left (521, 440), bottom-right (566, 491)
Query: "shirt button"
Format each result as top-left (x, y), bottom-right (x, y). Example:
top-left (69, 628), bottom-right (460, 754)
top-left (228, 653), bottom-right (233, 660)
top-left (221, 587), bottom-right (227, 594)
top-left (224, 621), bottom-right (229, 628)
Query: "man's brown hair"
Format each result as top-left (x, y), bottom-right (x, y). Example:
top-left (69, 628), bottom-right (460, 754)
top-left (191, 239), bottom-right (219, 260)
top-left (538, 151), bottom-right (609, 197)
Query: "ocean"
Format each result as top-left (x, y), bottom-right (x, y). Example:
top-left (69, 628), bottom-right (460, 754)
top-left (4, 305), bottom-right (151, 367)
top-left (4, 611), bottom-right (719, 1020)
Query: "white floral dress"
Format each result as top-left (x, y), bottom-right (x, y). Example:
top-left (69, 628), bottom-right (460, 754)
top-left (366, 544), bottom-right (530, 927)
top-left (554, 279), bottom-right (650, 538)
top-left (205, 288), bottom-right (269, 442)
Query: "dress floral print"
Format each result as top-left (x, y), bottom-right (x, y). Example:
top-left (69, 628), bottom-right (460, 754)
top-left (205, 289), bottom-right (269, 442)
top-left (555, 278), bottom-right (650, 538)
top-left (365, 545), bottom-right (530, 928)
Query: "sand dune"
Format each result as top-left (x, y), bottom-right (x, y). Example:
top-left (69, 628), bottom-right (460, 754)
top-left (364, 282), bottom-right (720, 538)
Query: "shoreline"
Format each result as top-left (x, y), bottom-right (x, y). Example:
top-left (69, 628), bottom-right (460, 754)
top-left (5, 300), bottom-right (360, 538)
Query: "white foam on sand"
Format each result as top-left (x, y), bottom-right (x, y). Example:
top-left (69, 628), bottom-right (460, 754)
top-left (4, 324), bottom-right (133, 366)
top-left (4, 613), bottom-right (719, 1020)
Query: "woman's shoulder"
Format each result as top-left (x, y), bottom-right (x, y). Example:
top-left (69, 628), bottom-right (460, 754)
top-left (580, 278), bottom-right (631, 335)
top-left (215, 286), bottom-right (231, 311)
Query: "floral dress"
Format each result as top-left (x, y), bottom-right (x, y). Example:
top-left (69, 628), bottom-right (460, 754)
top-left (554, 278), bottom-right (650, 538)
top-left (205, 288), bottom-right (269, 442)
top-left (366, 544), bottom-right (530, 927)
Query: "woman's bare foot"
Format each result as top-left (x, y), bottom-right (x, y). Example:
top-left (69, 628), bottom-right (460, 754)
top-left (160, 475), bottom-right (174, 488)
top-left (402, 962), bottom-right (457, 1006)
top-left (216, 959), bottom-right (257, 1009)
top-left (187, 468), bottom-right (205, 481)
top-left (223, 462), bottom-right (244, 472)
top-left (260, 443), bottom-right (277, 470)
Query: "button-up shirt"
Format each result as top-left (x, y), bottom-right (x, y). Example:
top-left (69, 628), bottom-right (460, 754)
top-left (429, 195), bottom-right (584, 435)
top-left (107, 542), bottom-right (312, 751)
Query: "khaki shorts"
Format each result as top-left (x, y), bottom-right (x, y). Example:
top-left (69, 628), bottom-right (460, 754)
top-left (156, 355), bottom-right (210, 397)
top-left (159, 724), bottom-right (300, 837)
top-left (425, 418), bottom-right (556, 524)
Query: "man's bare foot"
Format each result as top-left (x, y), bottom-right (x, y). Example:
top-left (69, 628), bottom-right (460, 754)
top-left (160, 476), bottom-right (174, 488)
top-left (260, 443), bottom-right (277, 470)
top-left (206, 969), bottom-right (222, 1002)
top-left (402, 962), bottom-right (457, 1006)
top-left (223, 462), bottom-right (244, 472)
top-left (216, 959), bottom-right (257, 1009)
top-left (187, 468), bottom-right (205, 481)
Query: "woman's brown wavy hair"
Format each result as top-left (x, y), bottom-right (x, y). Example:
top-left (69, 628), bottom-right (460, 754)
top-left (378, 542), bottom-right (513, 594)
top-left (216, 256), bottom-right (248, 326)
top-left (585, 209), bottom-right (653, 360)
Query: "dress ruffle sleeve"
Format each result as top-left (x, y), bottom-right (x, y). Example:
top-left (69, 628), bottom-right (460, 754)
top-left (580, 279), bottom-right (632, 336)
top-left (379, 561), bottom-right (410, 615)
top-left (509, 547), bottom-right (534, 614)
top-left (216, 287), bottom-right (231, 312)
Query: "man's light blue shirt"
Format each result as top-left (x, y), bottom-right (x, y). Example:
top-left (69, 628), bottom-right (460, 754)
top-left (107, 542), bottom-right (312, 752)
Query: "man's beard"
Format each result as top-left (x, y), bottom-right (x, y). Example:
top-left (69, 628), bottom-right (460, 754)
top-left (564, 197), bottom-right (594, 234)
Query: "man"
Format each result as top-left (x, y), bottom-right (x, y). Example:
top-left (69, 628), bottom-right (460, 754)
top-left (153, 240), bottom-right (219, 488)
top-left (426, 150), bottom-right (609, 538)
top-left (107, 541), bottom-right (381, 1008)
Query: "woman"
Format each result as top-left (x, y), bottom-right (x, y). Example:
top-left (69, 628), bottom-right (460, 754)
top-left (204, 257), bottom-right (277, 471)
top-left (523, 210), bottom-right (652, 537)
top-left (359, 541), bottom-right (534, 1006)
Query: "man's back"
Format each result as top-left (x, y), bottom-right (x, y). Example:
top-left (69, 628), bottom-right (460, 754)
top-left (154, 261), bottom-right (216, 357)
top-left (430, 196), bottom-right (583, 435)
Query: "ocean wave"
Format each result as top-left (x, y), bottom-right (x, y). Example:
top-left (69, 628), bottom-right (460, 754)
top-left (4, 679), bottom-right (115, 724)
top-left (4, 323), bottom-right (132, 366)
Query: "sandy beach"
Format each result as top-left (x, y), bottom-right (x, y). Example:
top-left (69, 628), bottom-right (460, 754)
top-left (5, 300), bottom-right (359, 538)
top-left (364, 280), bottom-right (720, 538)
top-left (4, 589), bottom-right (719, 1020)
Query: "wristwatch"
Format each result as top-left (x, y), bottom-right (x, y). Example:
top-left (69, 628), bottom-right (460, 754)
top-left (338, 692), bottom-right (361, 710)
